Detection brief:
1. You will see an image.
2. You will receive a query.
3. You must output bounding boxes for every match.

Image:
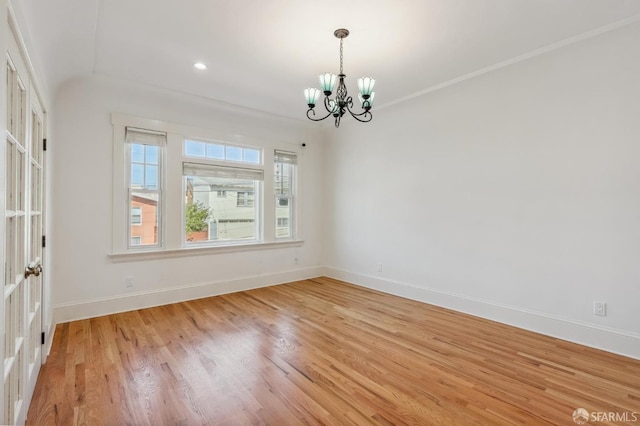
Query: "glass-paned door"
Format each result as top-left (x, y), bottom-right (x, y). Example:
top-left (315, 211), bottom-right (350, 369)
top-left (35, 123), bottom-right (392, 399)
top-left (25, 92), bottom-right (44, 405)
top-left (3, 26), bottom-right (45, 426)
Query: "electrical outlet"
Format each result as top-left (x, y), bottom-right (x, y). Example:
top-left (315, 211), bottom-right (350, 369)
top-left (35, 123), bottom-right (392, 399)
top-left (125, 276), bottom-right (134, 288)
top-left (593, 301), bottom-right (606, 316)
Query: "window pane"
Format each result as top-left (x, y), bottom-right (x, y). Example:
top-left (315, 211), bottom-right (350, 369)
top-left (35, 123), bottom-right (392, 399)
top-left (225, 146), bottom-right (242, 162)
top-left (131, 164), bottom-right (144, 187)
top-left (126, 138), bottom-right (164, 251)
top-left (185, 140), bottom-right (206, 157)
top-left (275, 162), bottom-right (293, 195)
top-left (130, 192), bottom-right (159, 246)
top-left (145, 165), bottom-right (158, 189)
top-left (146, 145), bottom-right (159, 165)
top-left (131, 144), bottom-right (145, 163)
top-left (185, 175), bottom-right (257, 243)
top-left (243, 148), bottom-right (260, 164)
top-left (274, 151), bottom-right (296, 239)
top-left (206, 143), bottom-right (225, 160)
top-left (276, 197), bottom-right (291, 238)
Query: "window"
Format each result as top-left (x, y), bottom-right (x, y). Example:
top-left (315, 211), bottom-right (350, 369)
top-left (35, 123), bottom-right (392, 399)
top-left (183, 150), bottom-right (263, 245)
top-left (126, 127), bottom-right (165, 249)
top-left (236, 192), bottom-right (254, 207)
top-left (184, 139), bottom-right (261, 164)
top-left (131, 207), bottom-right (142, 225)
top-left (112, 114), bottom-right (302, 256)
top-left (274, 150), bottom-right (297, 239)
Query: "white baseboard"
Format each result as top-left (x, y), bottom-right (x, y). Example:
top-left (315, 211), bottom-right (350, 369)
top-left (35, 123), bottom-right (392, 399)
top-left (53, 266), bottom-right (324, 324)
top-left (322, 267), bottom-right (640, 360)
top-left (53, 265), bottom-right (640, 360)
top-left (44, 320), bottom-right (55, 357)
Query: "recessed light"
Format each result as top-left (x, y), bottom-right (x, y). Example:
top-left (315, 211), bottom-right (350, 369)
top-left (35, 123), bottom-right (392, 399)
top-left (193, 62), bottom-right (207, 70)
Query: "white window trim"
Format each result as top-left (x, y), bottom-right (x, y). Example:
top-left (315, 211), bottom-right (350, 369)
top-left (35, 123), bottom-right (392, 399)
top-left (110, 113), bottom-right (303, 260)
top-left (110, 239), bottom-right (304, 263)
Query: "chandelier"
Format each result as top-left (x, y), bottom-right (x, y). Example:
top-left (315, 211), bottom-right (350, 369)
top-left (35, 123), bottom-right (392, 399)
top-left (304, 29), bottom-right (375, 128)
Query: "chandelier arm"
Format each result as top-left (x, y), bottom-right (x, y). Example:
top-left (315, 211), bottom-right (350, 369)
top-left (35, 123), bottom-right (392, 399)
top-left (347, 108), bottom-right (372, 118)
top-left (323, 95), bottom-right (335, 113)
top-left (345, 103), bottom-right (373, 123)
top-left (348, 111), bottom-right (373, 123)
top-left (344, 95), bottom-right (353, 109)
top-left (306, 108), bottom-right (333, 122)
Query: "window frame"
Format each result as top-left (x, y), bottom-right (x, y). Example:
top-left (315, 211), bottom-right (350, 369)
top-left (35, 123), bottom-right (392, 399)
top-left (236, 191), bottom-right (255, 208)
top-left (124, 127), bottom-right (166, 250)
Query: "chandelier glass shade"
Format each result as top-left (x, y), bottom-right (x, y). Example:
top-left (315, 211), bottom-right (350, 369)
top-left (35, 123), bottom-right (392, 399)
top-left (304, 29), bottom-right (375, 128)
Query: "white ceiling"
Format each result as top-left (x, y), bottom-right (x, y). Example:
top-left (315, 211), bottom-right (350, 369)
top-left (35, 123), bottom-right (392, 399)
top-left (17, 0), bottom-right (640, 121)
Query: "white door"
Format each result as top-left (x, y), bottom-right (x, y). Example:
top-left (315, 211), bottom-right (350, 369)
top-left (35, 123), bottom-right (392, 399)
top-left (25, 83), bottom-right (45, 407)
top-left (3, 25), bottom-right (45, 426)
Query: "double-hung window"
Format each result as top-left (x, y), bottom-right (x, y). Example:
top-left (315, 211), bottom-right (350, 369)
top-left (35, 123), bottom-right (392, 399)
top-left (183, 139), bottom-right (264, 245)
top-left (274, 150), bottom-right (297, 239)
top-left (125, 127), bottom-right (165, 249)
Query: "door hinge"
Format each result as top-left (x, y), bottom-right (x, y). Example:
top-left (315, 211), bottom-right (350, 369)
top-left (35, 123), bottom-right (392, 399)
top-left (43, 138), bottom-right (47, 151)
top-left (41, 332), bottom-right (45, 345)
top-left (42, 235), bottom-right (46, 248)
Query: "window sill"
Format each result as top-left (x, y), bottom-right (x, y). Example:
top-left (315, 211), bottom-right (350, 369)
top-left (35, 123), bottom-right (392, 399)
top-left (109, 239), bottom-right (304, 263)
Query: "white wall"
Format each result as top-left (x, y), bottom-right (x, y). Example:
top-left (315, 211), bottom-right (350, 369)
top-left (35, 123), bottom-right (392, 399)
top-left (51, 75), bottom-right (325, 321)
top-left (325, 22), bottom-right (640, 358)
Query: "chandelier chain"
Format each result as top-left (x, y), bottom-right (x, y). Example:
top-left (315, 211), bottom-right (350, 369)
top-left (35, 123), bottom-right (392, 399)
top-left (339, 37), bottom-right (344, 75)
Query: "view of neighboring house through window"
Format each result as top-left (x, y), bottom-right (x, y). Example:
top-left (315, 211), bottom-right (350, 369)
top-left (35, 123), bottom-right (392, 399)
top-left (274, 150), bottom-right (297, 239)
top-left (126, 127), bottom-right (165, 248)
top-left (183, 139), bottom-right (263, 244)
top-left (131, 207), bottom-right (142, 225)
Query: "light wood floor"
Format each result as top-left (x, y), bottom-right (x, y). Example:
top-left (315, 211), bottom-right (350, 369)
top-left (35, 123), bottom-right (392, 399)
top-left (27, 277), bottom-right (640, 425)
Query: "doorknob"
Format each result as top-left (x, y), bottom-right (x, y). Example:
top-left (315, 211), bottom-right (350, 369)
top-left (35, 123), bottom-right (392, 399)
top-left (25, 262), bottom-right (43, 278)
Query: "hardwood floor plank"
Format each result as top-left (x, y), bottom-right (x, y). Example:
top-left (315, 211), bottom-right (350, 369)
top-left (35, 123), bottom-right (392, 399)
top-left (27, 278), bottom-right (640, 425)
